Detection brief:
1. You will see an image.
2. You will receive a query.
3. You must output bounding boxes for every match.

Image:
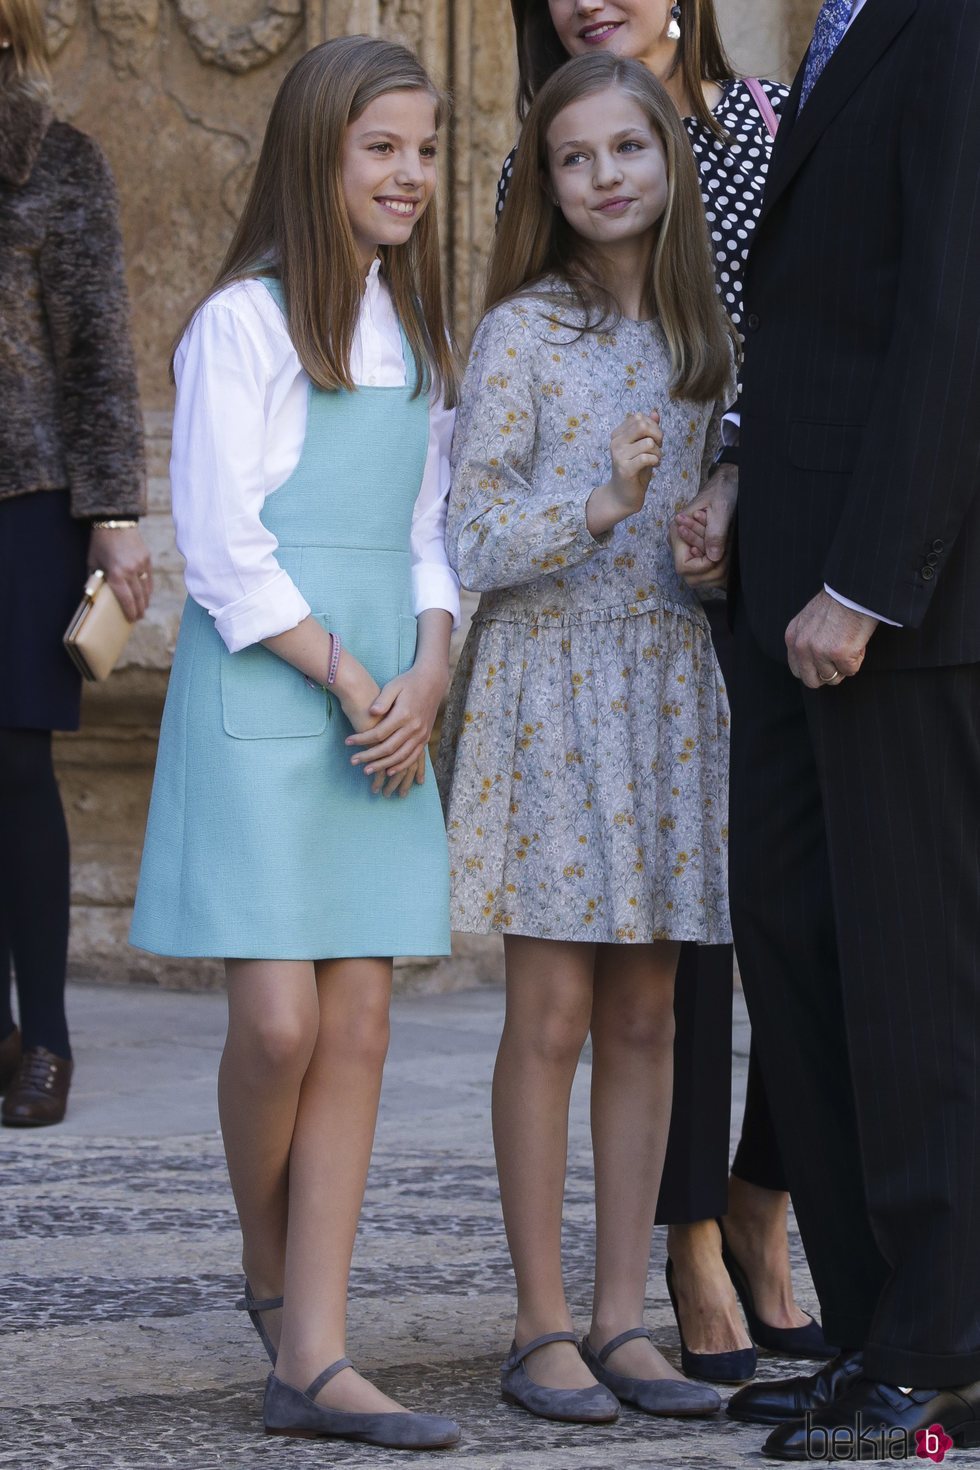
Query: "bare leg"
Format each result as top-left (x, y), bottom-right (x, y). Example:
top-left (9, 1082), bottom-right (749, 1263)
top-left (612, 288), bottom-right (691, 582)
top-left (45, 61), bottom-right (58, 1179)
top-left (665, 1183), bottom-right (808, 1354)
top-left (220, 959), bottom-right (321, 1357)
top-left (589, 942), bottom-right (687, 1380)
top-left (665, 1218), bottom-right (753, 1354)
top-left (492, 935), bottom-right (597, 1390)
top-left (273, 956), bottom-right (407, 1413)
top-left (722, 1175), bottom-right (811, 1329)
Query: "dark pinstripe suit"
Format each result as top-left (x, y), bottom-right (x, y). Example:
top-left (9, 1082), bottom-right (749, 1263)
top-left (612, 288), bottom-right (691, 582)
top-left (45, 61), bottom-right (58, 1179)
top-left (730, 0), bottom-right (980, 1385)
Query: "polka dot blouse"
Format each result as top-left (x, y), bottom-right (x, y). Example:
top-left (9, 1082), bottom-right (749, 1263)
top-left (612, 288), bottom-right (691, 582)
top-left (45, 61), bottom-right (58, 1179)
top-left (495, 77), bottom-right (790, 338)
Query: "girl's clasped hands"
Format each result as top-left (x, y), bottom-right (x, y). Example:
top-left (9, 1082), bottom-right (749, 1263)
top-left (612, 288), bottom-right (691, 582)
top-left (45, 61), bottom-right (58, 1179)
top-left (344, 612), bottom-right (451, 798)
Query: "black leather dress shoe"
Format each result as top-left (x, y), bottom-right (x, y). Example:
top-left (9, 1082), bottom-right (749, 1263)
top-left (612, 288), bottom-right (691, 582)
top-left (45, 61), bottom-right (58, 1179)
top-left (762, 1375), bottom-right (980, 1460)
top-left (727, 1349), bottom-right (864, 1425)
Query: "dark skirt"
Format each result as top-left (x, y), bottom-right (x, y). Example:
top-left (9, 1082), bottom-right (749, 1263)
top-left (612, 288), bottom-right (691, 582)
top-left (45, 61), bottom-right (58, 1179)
top-left (0, 490), bottom-right (90, 731)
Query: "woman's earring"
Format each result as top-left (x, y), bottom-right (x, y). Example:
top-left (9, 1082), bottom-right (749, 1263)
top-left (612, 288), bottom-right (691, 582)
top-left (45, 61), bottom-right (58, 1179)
top-left (0, 39), bottom-right (12, 48)
top-left (667, 4), bottom-right (681, 41)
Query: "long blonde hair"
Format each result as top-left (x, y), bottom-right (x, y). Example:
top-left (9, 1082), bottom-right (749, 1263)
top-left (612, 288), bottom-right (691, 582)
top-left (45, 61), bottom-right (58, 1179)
top-left (488, 54), bottom-right (736, 402)
top-left (0, 0), bottom-right (52, 97)
top-left (174, 36), bottom-right (458, 404)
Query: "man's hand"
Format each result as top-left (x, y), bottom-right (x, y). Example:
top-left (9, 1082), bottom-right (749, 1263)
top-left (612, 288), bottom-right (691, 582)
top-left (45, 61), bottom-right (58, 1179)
top-left (785, 591), bottom-right (879, 688)
top-left (670, 464), bottom-right (737, 589)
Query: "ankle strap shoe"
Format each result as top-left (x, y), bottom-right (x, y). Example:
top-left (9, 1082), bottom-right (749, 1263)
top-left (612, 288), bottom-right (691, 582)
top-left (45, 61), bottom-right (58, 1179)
top-left (581, 1327), bottom-right (721, 1418)
top-left (263, 1359), bottom-right (461, 1449)
top-left (238, 1278), bottom-right (283, 1366)
top-left (501, 1331), bottom-right (620, 1424)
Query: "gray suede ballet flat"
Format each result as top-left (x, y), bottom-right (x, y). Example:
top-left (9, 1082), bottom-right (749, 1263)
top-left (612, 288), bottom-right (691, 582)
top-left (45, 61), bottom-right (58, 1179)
top-left (581, 1327), bottom-right (722, 1418)
top-left (500, 1331), bottom-right (620, 1424)
top-left (263, 1358), bottom-right (461, 1449)
top-left (237, 1279), bottom-right (283, 1366)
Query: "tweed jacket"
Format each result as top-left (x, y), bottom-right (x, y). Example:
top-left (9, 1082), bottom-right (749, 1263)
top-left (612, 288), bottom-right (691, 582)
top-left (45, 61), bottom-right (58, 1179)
top-left (0, 85), bottom-right (145, 518)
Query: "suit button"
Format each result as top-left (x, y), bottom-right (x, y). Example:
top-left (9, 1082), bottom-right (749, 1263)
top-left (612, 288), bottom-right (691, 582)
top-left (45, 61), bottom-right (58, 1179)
top-left (932, 539), bottom-right (945, 553)
top-left (926, 552), bottom-right (939, 566)
top-left (746, 313), bottom-right (760, 332)
top-left (921, 565), bottom-right (935, 580)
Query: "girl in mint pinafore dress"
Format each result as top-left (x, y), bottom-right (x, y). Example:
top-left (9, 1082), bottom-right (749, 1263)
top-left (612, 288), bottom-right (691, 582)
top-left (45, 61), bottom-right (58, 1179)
top-left (130, 38), bottom-right (462, 1449)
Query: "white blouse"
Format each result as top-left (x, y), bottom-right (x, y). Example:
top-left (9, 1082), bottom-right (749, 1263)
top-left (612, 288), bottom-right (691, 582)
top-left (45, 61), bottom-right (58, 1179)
top-left (170, 261), bottom-right (460, 654)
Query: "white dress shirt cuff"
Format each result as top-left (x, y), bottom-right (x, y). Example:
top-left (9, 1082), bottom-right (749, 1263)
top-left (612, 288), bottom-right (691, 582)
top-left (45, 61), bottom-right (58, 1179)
top-left (823, 585), bottom-right (902, 627)
top-left (412, 562), bottom-right (462, 629)
top-left (213, 571), bottom-right (312, 653)
top-left (721, 411), bottom-right (741, 446)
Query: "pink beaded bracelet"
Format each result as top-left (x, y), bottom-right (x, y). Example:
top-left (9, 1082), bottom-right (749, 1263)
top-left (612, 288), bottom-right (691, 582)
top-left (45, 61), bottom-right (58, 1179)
top-left (304, 632), bottom-right (341, 693)
top-left (326, 631), bottom-right (341, 686)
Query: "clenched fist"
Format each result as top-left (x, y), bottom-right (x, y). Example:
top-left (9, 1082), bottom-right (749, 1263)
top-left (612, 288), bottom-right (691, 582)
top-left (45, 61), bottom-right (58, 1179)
top-left (587, 411), bottom-right (663, 537)
top-left (785, 590), bottom-right (878, 689)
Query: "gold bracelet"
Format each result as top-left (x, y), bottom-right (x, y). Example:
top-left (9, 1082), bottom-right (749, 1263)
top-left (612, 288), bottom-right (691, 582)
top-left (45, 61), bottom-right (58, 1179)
top-left (91, 519), bottom-right (139, 530)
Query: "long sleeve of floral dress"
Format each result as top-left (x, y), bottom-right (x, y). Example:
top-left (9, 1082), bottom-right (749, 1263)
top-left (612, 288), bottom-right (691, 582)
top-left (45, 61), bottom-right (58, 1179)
top-left (699, 390), bottom-right (730, 491)
top-left (447, 301), bottom-right (612, 592)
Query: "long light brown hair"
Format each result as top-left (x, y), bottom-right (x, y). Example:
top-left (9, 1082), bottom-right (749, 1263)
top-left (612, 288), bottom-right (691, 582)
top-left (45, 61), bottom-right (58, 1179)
top-left (0, 0), bottom-right (52, 96)
top-left (510, 0), bottom-right (735, 138)
top-left (488, 54), bottom-right (736, 402)
top-left (173, 36), bottom-right (458, 404)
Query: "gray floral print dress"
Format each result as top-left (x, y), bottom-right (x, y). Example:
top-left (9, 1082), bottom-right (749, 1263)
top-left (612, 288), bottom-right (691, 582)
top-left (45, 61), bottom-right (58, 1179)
top-left (438, 284), bottom-right (735, 945)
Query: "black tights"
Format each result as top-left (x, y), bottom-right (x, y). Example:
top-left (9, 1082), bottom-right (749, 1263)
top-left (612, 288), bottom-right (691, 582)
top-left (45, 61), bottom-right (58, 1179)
top-left (0, 728), bottom-right (71, 1058)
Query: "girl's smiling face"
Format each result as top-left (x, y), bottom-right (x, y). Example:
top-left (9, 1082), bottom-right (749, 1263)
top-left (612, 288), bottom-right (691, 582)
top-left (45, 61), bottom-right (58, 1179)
top-left (341, 89), bottom-right (439, 268)
top-left (547, 85), bottom-right (669, 250)
top-left (547, 0), bottom-right (674, 63)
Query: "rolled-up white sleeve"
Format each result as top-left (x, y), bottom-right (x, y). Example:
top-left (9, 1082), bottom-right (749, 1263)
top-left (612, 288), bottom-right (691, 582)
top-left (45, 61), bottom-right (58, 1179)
top-left (170, 298), bottom-right (310, 653)
top-left (410, 389), bottom-right (461, 627)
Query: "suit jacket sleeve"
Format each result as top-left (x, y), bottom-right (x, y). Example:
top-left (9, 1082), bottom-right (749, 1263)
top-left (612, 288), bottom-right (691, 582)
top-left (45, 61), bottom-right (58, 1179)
top-left (822, 0), bottom-right (980, 627)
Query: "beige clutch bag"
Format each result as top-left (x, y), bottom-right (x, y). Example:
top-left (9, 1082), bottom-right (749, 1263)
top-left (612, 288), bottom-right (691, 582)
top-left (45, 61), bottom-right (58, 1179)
top-left (63, 569), bottom-right (133, 681)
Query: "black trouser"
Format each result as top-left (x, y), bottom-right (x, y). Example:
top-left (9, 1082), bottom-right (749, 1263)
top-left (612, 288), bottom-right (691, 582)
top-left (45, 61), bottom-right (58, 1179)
top-left (728, 608), bottom-right (980, 1385)
top-left (656, 602), bottom-right (786, 1225)
top-left (0, 728), bottom-right (72, 1059)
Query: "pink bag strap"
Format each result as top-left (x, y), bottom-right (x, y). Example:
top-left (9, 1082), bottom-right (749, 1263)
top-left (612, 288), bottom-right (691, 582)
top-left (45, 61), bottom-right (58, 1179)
top-left (745, 77), bottom-right (780, 138)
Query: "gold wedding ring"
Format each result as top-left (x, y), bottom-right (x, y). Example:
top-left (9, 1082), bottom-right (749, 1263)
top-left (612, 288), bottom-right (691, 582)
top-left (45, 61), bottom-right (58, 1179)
top-left (820, 668), bottom-right (842, 684)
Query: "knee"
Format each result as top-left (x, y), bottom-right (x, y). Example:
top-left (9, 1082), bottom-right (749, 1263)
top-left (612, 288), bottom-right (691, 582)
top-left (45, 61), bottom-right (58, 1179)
top-left (324, 993), bottom-right (391, 1070)
top-left (595, 997), bottom-right (675, 1057)
top-left (239, 1008), bottom-right (318, 1080)
top-left (510, 1000), bottom-right (592, 1069)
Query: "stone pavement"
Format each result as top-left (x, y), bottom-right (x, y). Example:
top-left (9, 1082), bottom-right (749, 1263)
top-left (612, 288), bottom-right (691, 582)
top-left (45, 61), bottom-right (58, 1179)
top-left (1, 981), bottom-right (827, 1470)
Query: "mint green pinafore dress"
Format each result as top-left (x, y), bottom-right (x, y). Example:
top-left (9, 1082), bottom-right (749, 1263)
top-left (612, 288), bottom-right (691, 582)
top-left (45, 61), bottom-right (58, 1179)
top-left (130, 283), bottom-right (451, 960)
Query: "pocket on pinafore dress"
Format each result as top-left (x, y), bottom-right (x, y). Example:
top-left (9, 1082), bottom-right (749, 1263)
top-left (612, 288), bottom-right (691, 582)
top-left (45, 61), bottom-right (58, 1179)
top-left (220, 613), bottom-right (331, 740)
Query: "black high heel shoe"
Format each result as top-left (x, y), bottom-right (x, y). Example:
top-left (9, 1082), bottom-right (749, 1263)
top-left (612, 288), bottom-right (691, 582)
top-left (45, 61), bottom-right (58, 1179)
top-left (719, 1225), bottom-right (837, 1360)
top-left (664, 1257), bottom-right (757, 1385)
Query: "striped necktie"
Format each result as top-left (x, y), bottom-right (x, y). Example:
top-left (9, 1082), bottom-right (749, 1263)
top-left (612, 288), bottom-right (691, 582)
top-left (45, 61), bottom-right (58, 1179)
top-left (799, 0), bottom-right (854, 109)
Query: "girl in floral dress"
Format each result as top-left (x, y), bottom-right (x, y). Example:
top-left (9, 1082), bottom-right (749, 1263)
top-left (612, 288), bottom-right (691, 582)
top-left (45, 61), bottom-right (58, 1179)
top-left (439, 53), bottom-right (736, 1424)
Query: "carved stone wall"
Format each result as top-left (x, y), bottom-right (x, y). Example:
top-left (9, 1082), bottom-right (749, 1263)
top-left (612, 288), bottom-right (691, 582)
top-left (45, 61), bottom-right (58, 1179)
top-left (52, 0), bottom-right (819, 990)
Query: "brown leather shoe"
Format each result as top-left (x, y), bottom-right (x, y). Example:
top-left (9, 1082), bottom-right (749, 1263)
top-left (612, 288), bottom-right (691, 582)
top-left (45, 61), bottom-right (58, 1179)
top-left (0, 1026), bottom-right (22, 1094)
top-left (2, 1046), bottom-right (73, 1127)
